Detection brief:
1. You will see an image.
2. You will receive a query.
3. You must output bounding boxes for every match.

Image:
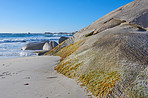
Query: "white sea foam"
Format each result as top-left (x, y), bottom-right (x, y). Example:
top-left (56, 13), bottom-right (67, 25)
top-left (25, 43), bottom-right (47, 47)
top-left (0, 37), bottom-right (60, 43)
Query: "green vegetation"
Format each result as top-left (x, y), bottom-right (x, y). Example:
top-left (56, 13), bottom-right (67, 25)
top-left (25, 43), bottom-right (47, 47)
top-left (54, 40), bottom-right (84, 61)
top-left (51, 40), bottom-right (121, 97)
top-left (55, 59), bottom-right (83, 78)
top-left (78, 71), bottom-right (120, 97)
top-left (55, 55), bottom-right (120, 97)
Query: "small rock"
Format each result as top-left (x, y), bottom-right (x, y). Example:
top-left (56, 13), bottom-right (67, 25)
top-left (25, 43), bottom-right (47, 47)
top-left (21, 40), bottom-right (26, 42)
top-left (24, 83), bottom-right (29, 85)
top-left (26, 77), bottom-right (30, 79)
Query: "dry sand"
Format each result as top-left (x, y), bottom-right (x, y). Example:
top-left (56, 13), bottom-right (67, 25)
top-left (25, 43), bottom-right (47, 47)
top-left (0, 56), bottom-right (88, 98)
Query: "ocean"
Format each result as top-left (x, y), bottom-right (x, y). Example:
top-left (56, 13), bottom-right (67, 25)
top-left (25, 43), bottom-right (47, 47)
top-left (0, 33), bottom-right (73, 59)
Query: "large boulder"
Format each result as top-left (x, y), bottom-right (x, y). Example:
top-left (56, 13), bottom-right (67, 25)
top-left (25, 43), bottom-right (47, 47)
top-left (58, 36), bottom-right (69, 44)
top-left (21, 41), bottom-right (47, 50)
top-left (43, 41), bottom-right (58, 50)
top-left (46, 0), bottom-right (148, 97)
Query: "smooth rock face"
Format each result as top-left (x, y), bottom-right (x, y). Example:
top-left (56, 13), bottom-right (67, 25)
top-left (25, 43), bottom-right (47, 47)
top-left (131, 11), bottom-right (148, 28)
top-left (67, 0), bottom-right (148, 42)
top-left (59, 36), bottom-right (69, 44)
top-left (43, 42), bottom-right (51, 50)
top-left (21, 41), bottom-right (47, 50)
top-left (43, 41), bottom-right (58, 50)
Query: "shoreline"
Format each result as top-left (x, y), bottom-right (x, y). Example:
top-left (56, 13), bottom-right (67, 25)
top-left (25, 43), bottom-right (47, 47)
top-left (0, 56), bottom-right (88, 98)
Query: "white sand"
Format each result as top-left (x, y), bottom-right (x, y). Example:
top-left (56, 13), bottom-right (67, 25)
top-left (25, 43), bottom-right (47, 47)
top-left (0, 56), bottom-right (88, 98)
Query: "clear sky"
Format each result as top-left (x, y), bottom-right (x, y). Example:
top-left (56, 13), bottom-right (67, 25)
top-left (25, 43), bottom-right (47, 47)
top-left (0, 0), bottom-right (133, 33)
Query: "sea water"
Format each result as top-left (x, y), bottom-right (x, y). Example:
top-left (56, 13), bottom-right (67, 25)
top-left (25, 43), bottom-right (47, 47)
top-left (0, 33), bottom-right (73, 59)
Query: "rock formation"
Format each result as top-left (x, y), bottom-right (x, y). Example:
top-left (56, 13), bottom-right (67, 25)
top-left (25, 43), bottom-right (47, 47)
top-left (22, 41), bottom-right (58, 51)
top-left (45, 0), bottom-right (148, 97)
top-left (58, 36), bottom-right (69, 44)
top-left (21, 41), bottom-right (47, 50)
top-left (43, 41), bottom-right (58, 50)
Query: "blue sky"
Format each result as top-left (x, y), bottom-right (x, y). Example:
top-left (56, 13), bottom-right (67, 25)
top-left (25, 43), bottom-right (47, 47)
top-left (0, 0), bottom-right (133, 33)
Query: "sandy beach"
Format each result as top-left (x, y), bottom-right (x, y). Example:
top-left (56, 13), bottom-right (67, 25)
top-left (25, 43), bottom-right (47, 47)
top-left (0, 56), bottom-right (88, 98)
